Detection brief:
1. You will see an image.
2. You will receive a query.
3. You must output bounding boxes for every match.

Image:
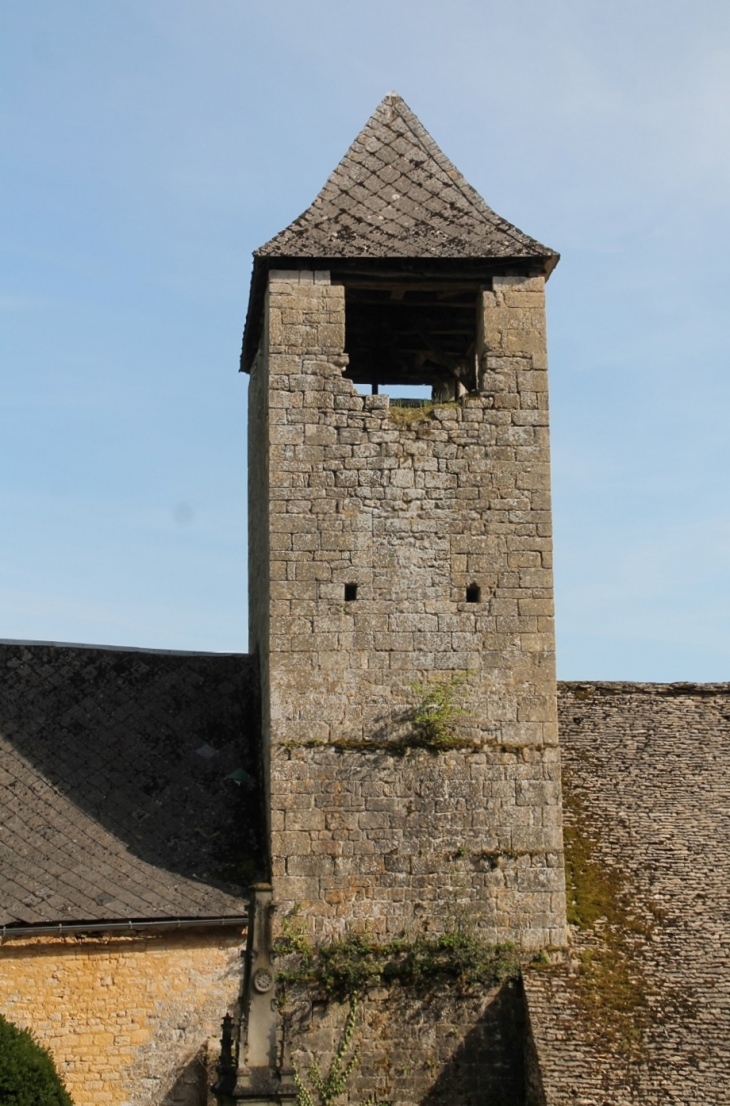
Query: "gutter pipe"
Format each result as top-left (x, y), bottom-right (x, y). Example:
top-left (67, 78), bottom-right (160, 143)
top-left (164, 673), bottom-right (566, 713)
top-left (0, 915), bottom-right (248, 940)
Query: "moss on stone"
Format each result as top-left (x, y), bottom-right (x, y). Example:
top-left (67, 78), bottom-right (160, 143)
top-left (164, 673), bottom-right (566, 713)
top-left (562, 779), bottom-right (654, 1056)
top-left (563, 813), bottom-right (620, 931)
top-left (386, 402), bottom-right (434, 427)
top-left (283, 734), bottom-right (478, 756)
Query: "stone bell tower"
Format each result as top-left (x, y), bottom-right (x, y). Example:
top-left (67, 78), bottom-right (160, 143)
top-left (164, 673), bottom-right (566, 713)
top-left (242, 93), bottom-right (566, 953)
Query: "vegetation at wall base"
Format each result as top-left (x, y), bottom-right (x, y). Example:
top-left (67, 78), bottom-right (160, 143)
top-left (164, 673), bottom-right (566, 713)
top-left (0, 1013), bottom-right (73, 1106)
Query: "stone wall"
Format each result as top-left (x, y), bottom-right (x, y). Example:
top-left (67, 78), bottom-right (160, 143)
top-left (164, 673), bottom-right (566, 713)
top-left (248, 267), bottom-right (565, 948)
top-left (525, 682), bottom-right (730, 1105)
top-left (285, 978), bottom-right (531, 1106)
top-left (0, 927), bottom-right (245, 1106)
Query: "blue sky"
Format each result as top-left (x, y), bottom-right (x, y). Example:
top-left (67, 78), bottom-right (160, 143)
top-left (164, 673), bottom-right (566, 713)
top-left (1, 1), bottom-right (729, 679)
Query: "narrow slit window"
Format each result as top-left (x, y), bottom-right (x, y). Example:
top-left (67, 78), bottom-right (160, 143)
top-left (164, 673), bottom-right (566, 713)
top-left (466, 584), bottom-right (481, 604)
top-left (344, 583), bottom-right (358, 602)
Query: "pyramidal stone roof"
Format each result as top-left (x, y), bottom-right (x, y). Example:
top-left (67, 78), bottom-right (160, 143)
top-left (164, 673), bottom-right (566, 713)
top-left (256, 92), bottom-right (557, 263)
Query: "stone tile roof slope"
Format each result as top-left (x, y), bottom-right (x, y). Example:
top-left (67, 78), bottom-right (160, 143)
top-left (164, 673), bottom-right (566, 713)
top-left (256, 92), bottom-right (558, 264)
top-left (0, 643), bottom-right (262, 926)
top-left (526, 681), bottom-right (730, 1105)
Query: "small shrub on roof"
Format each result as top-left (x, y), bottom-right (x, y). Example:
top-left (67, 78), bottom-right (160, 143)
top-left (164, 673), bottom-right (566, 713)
top-left (0, 1013), bottom-right (73, 1106)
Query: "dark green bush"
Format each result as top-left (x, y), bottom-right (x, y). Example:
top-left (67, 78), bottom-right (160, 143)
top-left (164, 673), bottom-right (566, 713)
top-left (0, 1013), bottom-right (73, 1106)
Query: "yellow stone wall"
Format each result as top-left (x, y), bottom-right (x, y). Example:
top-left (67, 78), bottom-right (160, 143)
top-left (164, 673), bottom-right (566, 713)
top-left (0, 927), bottom-right (245, 1106)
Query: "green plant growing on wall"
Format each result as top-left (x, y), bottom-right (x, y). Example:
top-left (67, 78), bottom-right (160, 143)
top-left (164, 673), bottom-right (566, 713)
top-left (410, 672), bottom-right (470, 750)
top-left (283, 671), bottom-right (475, 755)
top-left (0, 1013), bottom-right (73, 1106)
top-left (293, 996), bottom-right (390, 1106)
top-left (274, 912), bottom-right (520, 1001)
top-left (276, 904), bottom-right (313, 959)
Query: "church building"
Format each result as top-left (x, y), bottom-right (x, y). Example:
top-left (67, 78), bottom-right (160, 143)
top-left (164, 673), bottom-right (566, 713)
top-left (0, 93), bottom-right (728, 1106)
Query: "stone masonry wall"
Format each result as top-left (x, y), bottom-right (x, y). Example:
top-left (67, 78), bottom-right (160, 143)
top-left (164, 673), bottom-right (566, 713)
top-left (285, 977), bottom-right (530, 1106)
top-left (249, 268), bottom-right (565, 949)
top-left (0, 928), bottom-right (245, 1106)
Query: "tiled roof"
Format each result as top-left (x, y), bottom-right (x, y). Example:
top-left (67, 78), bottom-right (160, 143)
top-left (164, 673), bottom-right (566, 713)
top-left (256, 92), bottom-right (557, 263)
top-left (0, 643), bottom-right (262, 926)
top-left (527, 681), bottom-right (730, 1103)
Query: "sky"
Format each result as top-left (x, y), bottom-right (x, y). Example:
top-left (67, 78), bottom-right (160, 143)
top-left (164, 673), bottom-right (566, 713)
top-left (1, 1), bottom-right (729, 680)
